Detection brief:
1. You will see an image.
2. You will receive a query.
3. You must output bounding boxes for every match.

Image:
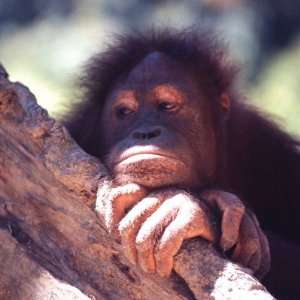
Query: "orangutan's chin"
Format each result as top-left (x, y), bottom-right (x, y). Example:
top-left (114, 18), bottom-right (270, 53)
top-left (112, 154), bottom-right (194, 188)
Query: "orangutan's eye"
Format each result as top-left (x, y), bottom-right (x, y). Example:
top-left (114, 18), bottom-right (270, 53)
top-left (115, 106), bottom-right (135, 119)
top-left (158, 101), bottom-right (178, 112)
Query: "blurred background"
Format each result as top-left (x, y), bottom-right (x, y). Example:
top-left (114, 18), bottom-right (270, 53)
top-left (0, 0), bottom-right (299, 136)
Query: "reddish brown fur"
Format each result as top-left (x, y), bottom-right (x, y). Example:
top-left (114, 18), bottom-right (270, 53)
top-left (65, 29), bottom-right (300, 299)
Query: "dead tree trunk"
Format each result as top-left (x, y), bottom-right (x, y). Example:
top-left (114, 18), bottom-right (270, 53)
top-left (0, 64), bottom-right (275, 300)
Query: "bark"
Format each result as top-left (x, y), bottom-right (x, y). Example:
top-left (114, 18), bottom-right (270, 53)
top-left (0, 63), bottom-right (275, 300)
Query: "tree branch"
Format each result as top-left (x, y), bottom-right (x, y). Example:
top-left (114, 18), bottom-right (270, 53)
top-left (0, 64), bottom-right (275, 300)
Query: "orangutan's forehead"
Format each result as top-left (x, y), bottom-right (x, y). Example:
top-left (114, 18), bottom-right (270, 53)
top-left (122, 51), bottom-right (194, 90)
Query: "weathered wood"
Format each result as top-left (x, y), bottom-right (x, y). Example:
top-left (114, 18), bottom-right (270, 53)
top-left (0, 229), bottom-right (91, 300)
top-left (0, 64), bottom-right (275, 300)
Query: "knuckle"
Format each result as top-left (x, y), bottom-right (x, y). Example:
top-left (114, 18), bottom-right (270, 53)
top-left (151, 188), bottom-right (188, 199)
top-left (173, 194), bottom-right (196, 210)
top-left (217, 190), bottom-right (244, 206)
top-left (227, 194), bottom-right (245, 210)
top-left (202, 190), bottom-right (246, 215)
top-left (124, 183), bottom-right (146, 198)
top-left (230, 204), bottom-right (245, 217)
top-left (118, 222), bottom-right (130, 236)
top-left (186, 212), bottom-right (204, 227)
top-left (112, 183), bottom-right (144, 200)
top-left (150, 189), bottom-right (174, 199)
top-left (135, 235), bottom-right (153, 252)
top-left (110, 188), bottom-right (118, 198)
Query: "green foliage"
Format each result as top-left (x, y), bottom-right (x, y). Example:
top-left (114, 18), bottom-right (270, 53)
top-left (0, 3), bottom-right (299, 138)
top-left (250, 41), bottom-right (300, 137)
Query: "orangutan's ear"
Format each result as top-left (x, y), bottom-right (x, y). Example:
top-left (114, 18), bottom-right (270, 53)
top-left (220, 93), bottom-right (231, 113)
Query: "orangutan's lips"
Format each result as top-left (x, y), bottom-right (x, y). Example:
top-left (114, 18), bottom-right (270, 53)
top-left (118, 153), bottom-right (177, 166)
top-left (114, 146), bottom-right (179, 166)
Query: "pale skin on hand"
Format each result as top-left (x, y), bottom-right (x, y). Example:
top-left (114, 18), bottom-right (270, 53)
top-left (96, 183), bottom-right (270, 278)
top-left (96, 182), bottom-right (216, 277)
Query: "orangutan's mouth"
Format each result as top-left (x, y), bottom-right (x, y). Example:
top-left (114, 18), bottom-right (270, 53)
top-left (114, 146), bottom-right (180, 166)
top-left (118, 153), bottom-right (179, 165)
